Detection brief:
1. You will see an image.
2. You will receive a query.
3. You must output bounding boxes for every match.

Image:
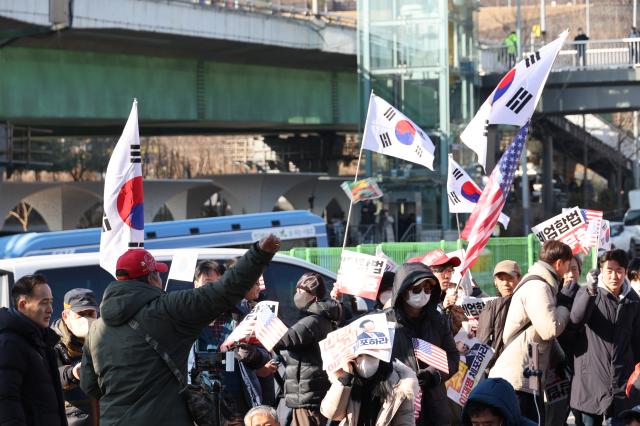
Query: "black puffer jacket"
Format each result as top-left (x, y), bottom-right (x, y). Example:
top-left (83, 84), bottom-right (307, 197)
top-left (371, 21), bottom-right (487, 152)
top-left (568, 282), bottom-right (640, 416)
top-left (0, 308), bottom-right (68, 426)
top-left (274, 299), bottom-right (342, 408)
top-left (389, 262), bottom-right (459, 426)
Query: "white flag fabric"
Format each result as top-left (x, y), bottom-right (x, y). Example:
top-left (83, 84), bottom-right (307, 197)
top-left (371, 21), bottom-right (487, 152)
top-left (362, 94), bottom-right (436, 170)
top-left (100, 100), bottom-right (144, 277)
top-left (447, 155), bottom-right (510, 228)
top-left (461, 31), bottom-right (568, 169)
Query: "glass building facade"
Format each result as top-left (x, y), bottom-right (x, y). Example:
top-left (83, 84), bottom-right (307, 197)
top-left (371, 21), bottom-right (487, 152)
top-left (357, 0), bottom-right (476, 239)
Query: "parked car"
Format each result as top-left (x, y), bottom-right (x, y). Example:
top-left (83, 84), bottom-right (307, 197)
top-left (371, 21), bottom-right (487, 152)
top-left (0, 248), bottom-right (365, 324)
top-left (611, 210), bottom-right (640, 257)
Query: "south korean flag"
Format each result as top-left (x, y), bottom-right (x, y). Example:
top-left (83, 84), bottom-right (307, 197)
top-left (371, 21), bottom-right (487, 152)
top-left (362, 94), bottom-right (436, 170)
top-left (460, 30), bottom-right (568, 170)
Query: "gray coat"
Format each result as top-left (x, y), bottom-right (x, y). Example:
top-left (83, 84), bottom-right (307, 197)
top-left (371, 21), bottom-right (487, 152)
top-left (568, 281), bottom-right (640, 416)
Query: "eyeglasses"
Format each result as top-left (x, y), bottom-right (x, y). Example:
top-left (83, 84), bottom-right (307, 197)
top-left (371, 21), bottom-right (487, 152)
top-left (411, 282), bottom-right (433, 294)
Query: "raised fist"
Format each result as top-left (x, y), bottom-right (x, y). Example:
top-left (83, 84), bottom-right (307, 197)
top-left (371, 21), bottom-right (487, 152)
top-left (259, 234), bottom-right (281, 254)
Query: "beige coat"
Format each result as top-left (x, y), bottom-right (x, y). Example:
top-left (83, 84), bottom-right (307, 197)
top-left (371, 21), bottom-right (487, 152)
top-left (488, 260), bottom-right (570, 393)
top-left (320, 360), bottom-right (418, 426)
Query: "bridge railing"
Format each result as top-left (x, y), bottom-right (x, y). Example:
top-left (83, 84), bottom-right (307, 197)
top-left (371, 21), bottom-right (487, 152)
top-left (479, 38), bottom-right (640, 74)
top-left (165, 0), bottom-right (357, 26)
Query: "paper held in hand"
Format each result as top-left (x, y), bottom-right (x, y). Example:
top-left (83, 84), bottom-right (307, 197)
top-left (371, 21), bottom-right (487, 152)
top-left (335, 250), bottom-right (387, 301)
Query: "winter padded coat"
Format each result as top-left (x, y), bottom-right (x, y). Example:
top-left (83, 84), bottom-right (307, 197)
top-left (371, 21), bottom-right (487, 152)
top-left (320, 360), bottom-right (419, 426)
top-left (80, 243), bottom-right (273, 426)
top-left (488, 260), bottom-right (570, 393)
top-left (273, 299), bottom-right (342, 409)
top-left (389, 262), bottom-right (459, 425)
top-left (0, 308), bottom-right (68, 426)
top-left (568, 281), bottom-right (640, 416)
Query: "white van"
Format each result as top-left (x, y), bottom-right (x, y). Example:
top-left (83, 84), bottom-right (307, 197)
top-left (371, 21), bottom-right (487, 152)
top-left (0, 248), bottom-right (360, 326)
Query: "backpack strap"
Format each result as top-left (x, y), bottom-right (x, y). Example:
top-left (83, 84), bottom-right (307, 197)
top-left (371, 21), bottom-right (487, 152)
top-left (502, 274), bottom-right (545, 348)
top-left (128, 318), bottom-right (187, 390)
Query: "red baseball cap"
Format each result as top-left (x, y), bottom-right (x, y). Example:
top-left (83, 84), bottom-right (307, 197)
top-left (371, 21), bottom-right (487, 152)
top-left (115, 249), bottom-right (168, 280)
top-left (419, 249), bottom-right (461, 268)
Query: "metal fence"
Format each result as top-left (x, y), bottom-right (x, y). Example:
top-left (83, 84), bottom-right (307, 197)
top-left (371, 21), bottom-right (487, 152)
top-left (288, 235), bottom-right (597, 295)
top-left (479, 38), bottom-right (640, 74)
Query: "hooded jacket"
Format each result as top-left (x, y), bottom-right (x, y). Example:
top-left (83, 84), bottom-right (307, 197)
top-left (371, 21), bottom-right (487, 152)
top-left (51, 318), bottom-right (96, 425)
top-left (320, 360), bottom-right (419, 426)
top-left (488, 260), bottom-right (570, 393)
top-left (273, 299), bottom-right (342, 409)
top-left (461, 378), bottom-right (536, 426)
top-left (80, 243), bottom-right (273, 426)
top-left (0, 308), bottom-right (68, 426)
top-left (568, 279), bottom-right (640, 416)
top-left (389, 262), bottom-right (459, 425)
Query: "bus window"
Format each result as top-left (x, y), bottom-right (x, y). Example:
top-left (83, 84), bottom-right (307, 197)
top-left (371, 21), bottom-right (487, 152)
top-left (35, 265), bottom-right (114, 321)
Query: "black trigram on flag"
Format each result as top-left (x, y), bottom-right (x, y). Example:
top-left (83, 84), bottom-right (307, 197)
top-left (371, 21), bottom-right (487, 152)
top-left (505, 88), bottom-right (533, 114)
top-left (102, 215), bottom-right (112, 232)
top-left (452, 168), bottom-right (464, 180)
top-left (130, 144), bottom-right (141, 164)
top-left (525, 51), bottom-right (541, 68)
top-left (415, 145), bottom-right (423, 158)
top-left (383, 107), bottom-right (396, 121)
top-left (483, 119), bottom-right (489, 137)
top-left (379, 132), bottom-right (392, 148)
top-left (448, 191), bottom-right (462, 205)
top-left (128, 242), bottom-right (144, 248)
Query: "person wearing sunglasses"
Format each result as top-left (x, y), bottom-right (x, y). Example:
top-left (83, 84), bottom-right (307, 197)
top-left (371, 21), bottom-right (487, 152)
top-left (388, 262), bottom-right (459, 425)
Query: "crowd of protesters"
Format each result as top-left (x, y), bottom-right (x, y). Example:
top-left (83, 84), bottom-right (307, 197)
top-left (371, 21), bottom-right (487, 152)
top-left (3, 233), bottom-right (640, 426)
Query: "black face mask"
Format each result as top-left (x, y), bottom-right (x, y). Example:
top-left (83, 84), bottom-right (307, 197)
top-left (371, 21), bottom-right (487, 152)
top-left (294, 292), bottom-right (314, 310)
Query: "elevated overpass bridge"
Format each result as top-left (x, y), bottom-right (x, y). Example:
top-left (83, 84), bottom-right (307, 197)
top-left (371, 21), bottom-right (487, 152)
top-left (0, 0), bottom-right (359, 136)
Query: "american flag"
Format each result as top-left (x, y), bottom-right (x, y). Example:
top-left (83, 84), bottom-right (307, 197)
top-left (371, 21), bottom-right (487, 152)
top-left (412, 338), bottom-right (449, 374)
top-left (459, 125), bottom-right (529, 273)
top-left (414, 387), bottom-right (422, 420)
top-left (581, 209), bottom-right (604, 253)
top-left (255, 307), bottom-right (288, 351)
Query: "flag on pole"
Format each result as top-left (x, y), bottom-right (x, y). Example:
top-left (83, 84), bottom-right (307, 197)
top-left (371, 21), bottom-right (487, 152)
top-left (362, 93), bottom-right (436, 170)
top-left (255, 306), bottom-right (288, 351)
top-left (599, 220), bottom-right (611, 251)
top-left (100, 100), bottom-right (144, 277)
top-left (459, 125), bottom-right (529, 273)
top-left (341, 178), bottom-right (384, 203)
top-left (447, 155), bottom-right (510, 229)
top-left (460, 31), bottom-right (568, 169)
top-left (412, 338), bottom-right (449, 374)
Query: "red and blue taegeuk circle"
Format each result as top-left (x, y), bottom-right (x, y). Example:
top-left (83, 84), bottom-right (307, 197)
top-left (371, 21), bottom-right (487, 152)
top-left (461, 181), bottom-right (482, 203)
top-left (491, 67), bottom-right (516, 105)
top-left (394, 120), bottom-right (416, 145)
top-left (117, 176), bottom-right (144, 230)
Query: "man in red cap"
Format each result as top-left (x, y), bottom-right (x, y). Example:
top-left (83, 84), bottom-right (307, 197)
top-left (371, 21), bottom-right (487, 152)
top-left (80, 235), bottom-right (280, 426)
top-left (420, 249), bottom-right (461, 310)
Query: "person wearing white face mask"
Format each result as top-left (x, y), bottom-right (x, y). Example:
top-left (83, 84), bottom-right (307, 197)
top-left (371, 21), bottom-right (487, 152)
top-left (387, 262), bottom-right (459, 425)
top-left (321, 351), bottom-right (419, 426)
top-left (51, 288), bottom-right (99, 426)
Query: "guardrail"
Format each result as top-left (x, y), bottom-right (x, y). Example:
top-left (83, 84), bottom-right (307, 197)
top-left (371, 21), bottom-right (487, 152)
top-left (159, 0), bottom-right (357, 27)
top-left (479, 38), bottom-right (640, 74)
top-left (289, 235), bottom-right (597, 294)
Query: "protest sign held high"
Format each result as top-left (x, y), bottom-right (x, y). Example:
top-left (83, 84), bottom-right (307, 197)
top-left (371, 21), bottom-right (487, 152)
top-left (335, 250), bottom-right (387, 300)
top-left (532, 207), bottom-right (588, 254)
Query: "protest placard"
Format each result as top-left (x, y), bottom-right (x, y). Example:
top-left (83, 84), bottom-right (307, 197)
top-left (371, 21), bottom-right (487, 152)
top-left (375, 245), bottom-right (398, 273)
top-left (532, 207), bottom-right (588, 254)
top-left (335, 250), bottom-right (387, 300)
top-left (446, 330), bottom-right (494, 406)
top-left (319, 313), bottom-right (392, 373)
top-left (220, 301), bottom-right (279, 350)
top-left (457, 296), bottom-right (497, 322)
top-left (581, 209), bottom-right (604, 253)
top-left (341, 178), bottom-right (383, 203)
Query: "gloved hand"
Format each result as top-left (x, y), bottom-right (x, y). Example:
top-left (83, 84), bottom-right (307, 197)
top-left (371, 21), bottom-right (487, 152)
top-left (417, 367), bottom-right (442, 388)
top-left (586, 269), bottom-right (599, 296)
top-left (258, 234), bottom-right (281, 253)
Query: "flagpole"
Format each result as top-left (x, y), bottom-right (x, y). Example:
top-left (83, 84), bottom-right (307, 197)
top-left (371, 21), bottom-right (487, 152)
top-left (342, 140), bottom-right (366, 249)
top-left (342, 90), bottom-right (373, 249)
top-left (455, 213), bottom-right (461, 239)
